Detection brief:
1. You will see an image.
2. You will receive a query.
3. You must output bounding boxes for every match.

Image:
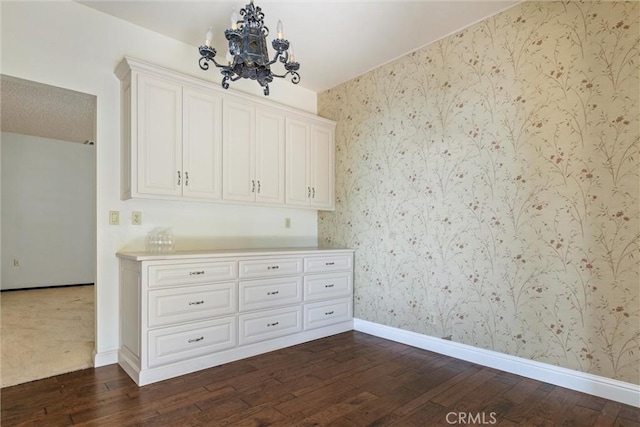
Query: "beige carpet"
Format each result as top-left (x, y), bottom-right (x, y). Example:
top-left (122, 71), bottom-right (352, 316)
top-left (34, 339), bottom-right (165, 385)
top-left (1, 285), bottom-right (95, 388)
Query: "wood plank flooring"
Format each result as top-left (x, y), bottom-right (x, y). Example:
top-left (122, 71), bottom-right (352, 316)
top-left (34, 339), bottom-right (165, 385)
top-left (2, 331), bottom-right (639, 426)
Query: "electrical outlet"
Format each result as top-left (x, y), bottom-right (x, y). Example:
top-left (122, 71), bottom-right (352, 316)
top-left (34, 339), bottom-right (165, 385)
top-left (285, 218), bottom-right (291, 228)
top-left (132, 211), bottom-right (142, 225)
top-left (109, 210), bottom-right (120, 225)
top-left (13, 258), bottom-right (19, 267)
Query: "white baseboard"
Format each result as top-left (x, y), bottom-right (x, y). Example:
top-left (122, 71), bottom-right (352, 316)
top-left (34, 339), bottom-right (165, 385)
top-left (353, 318), bottom-right (640, 408)
top-left (93, 349), bottom-right (118, 367)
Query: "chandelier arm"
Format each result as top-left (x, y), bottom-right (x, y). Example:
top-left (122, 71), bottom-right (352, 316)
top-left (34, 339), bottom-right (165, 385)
top-left (209, 57), bottom-right (230, 69)
top-left (269, 71), bottom-right (289, 79)
top-left (271, 70), bottom-right (300, 84)
top-left (265, 51), bottom-right (285, 67)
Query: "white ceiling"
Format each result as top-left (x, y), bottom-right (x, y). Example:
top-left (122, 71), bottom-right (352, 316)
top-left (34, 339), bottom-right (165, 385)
top-left (78, 0), bottom-right (519, 93)
top-left (1, 1), bottom-right (518, 144)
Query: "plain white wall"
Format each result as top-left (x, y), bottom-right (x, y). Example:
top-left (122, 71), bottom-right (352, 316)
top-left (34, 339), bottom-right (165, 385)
top-left (0, 0), bottom-right (319, 365)
top-left (1, 132), bottom-right (95, 290)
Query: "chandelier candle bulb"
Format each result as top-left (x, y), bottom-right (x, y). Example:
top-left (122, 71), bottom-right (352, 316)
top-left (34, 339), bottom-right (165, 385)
top-left (288, 44), bottom-right (295, 62)
top-left (277, 20), bottom-right (284, 40)
top-left (205, 27), bottom-right (213, 47)
top-left (231, 11), bottom-right (238, 30)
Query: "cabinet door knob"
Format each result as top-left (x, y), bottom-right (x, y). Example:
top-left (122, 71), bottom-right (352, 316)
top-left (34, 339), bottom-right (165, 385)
top-left (267, 291), bottom-right (279, 296)
top-left (324, 311), bottom-right (334, 316)
top-left (188, 336), bottom-right (204, 343)
top-left (188, 300), bottom-right (204, 305)
top-left (325, 284), bottom-right (334, 288)
top-left (312, 187), bottom-right (316, 198)
top-left (267, 322), bottom-right (279, 327)
top-left (257, 180), bottom-right (261, 193)
top-left (252, 180), bottom-right (256, 193)
top-left (307, 187), bottom-right (311, 198)
top-left (189, 271), bottom-right (205, 276)
top-left (177, 171), bottom-right (181, 185)
top-left (185, 171), bottom-right (189, 186)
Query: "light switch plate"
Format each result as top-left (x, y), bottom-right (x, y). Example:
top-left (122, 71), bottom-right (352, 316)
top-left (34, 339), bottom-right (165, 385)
top-left (109, 210), bottom-right (120, 225)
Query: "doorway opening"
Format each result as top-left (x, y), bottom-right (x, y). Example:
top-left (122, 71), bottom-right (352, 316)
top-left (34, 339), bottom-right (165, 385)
top-left (0, 75), bottom-right (97, 387)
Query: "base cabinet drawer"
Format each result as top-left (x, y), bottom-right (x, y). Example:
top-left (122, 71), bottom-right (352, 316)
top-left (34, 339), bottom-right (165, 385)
top-left (304, 255), bottom-right (352, 273)
top-left (239, 258), bottom-right (303, 278)
top-left (239, 277), bottom-right (303, 312)
top-left (304, 273), bottom-right (352, 302)
top-left (149, 261), bottom-right (237, 287)
top-left (148, 317), bottom-right (237, 367)
top-left (239, 306), bottom-right (302, 346)
top-left (148, 282), bottom-right (236, 327)
top-left (304, 298), bottom-right (352, 330)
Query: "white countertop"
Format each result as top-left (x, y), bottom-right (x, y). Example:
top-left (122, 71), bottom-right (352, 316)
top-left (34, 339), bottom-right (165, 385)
top-left (116, 246), bottom-right (354, 261)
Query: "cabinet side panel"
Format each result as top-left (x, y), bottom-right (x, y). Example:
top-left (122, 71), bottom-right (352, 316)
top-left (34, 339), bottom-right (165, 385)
top-left (120, 262), bottom-right (141, 359)
top-left (121, 79), bottom-right (132, 199)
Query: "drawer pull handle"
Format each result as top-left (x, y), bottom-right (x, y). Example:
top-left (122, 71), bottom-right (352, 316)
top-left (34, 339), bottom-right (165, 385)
top-left (267, 266), bottom-right (280, 270)
top-left (267, 291), bottom-right (279, 296)
top-left (325, 262), bottom-right (335, 266)
top-left (325, 284), bottom-right (335, 288)
top-left (267, 322), bottom-right (279, 327)
top-left (188, 336), bottom-right (204, 343)
top-left (325, 311), bottom-right (334, 316)
top-left (189, 300), bottom-right (204, 305)
top-left (189, 271), bottom-right (205, 276)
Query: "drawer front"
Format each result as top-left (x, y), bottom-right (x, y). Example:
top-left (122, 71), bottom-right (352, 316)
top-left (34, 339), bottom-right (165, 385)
top-left (238, 258), bottom-right (303, 278)
top-left (148, 282), bottom-right (237, 327)
top-left (148, 317), bottom-right (237, 367)
top-left (304, 273), bottom-right (352, 302)
top-left (238, 306), bottom-right (302, 346)
top-left (239, 277), bottom-right (302, 312)
top-left (149, 261), bottom-right (237, 287)
top-left (304, 298), bottom-right (352, 331)
top-left (303, 255), bottom-right (353, 273)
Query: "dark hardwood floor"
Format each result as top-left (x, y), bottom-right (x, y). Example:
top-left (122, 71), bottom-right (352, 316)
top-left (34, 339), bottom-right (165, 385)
top-left (2, 331), bottom-right (638, 426)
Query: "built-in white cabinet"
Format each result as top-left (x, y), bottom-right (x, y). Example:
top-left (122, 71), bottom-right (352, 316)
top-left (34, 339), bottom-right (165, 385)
top-left (117, 247), bottom-right (353, 386)
top-left (286, 117), bottom-right (335, 210)
top-left (116, 57), bottom-right (335, 210)
top-left (223, 99), bottom-right (285, 205)
top-left (116, 62), bottom-right (223, 201)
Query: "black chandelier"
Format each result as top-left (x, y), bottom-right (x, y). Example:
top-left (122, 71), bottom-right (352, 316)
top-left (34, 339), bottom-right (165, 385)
top-left (198, 0), bottom-right (300, 96)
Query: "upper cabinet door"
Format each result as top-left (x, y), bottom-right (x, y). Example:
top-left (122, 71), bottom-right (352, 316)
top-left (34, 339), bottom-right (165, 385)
top-left (223, 99), bottom-right (255, 202)
top-left (285, 118), bottom-right (311, 207)
top-left (310, 124), bottom-right (335, 210)
top-left (255, 108), bottom-right (285, 205)
top-left (182, 88), bottom-right (223, 200)
top-left (137, 74), bottom-right (183, 197)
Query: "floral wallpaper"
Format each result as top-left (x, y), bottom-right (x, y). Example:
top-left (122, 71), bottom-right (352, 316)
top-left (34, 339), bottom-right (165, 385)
top-left (318, 0), bottom-right (639, 384)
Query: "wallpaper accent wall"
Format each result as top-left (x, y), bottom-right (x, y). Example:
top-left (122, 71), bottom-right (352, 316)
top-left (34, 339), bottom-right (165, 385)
top-left (318, 0), bottom-right (639, 384)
